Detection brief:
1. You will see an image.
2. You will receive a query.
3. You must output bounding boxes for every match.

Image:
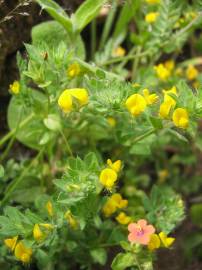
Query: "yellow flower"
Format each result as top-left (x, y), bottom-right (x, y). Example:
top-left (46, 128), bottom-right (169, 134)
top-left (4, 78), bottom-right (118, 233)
top-left (159, 232), bottom-right (175, 248)
top-left (111, 193), bottom-right (128, 209)
top-left (146, 0), bottom-right (160, 4)
top-left (143, 89), bottom-right (159, 105)
top-left (154, 64), bottom-right (171, 81)
top-left (125, 93), bottom-right (147, 116)
top-left (102, 199), bottom-right (117, 217)
top-left (186, 65), bottom-right (199, 81)
top-left (163, 86), bottom-right (177, 106)
top-left (67, 63), bottom-right (81, 78)
top-left (116, 212), bottom-right (131, 225)
top-left (107, 159), bottom-right (122, 173)
top-left (102, 193), bottom-right (128, 217)
top-left (9, 81), bottom-right (20, 94)
top-left (193, 80), bottom-right (200, 89)
top-left (175, 67), bottom-right (183, 76)
top-left (107, 117), bottom-right (116, 127)
top-left (58, 88), bottom-right (89, 113)
top-left (99, 168), bottom-right (118, 189)
top-left (172, 108), bottom-right (189, 129)
top-left (4, 236), bottom-right (18, 251)
top-left (65, 210), bottom-right (78, 229)
top-left (145, 12), bottom-right (159, 23)
top-left (132, 83), bottom-right (140, 88)
top-left (159, 101), bottom-right (173, 119)
top-left (46, 201), bottom-right (54, 217)
top-left (158, 169), bottom-right (169, 183)
top-left (33, 224), bottom-right (44, 242)
top-left (113, 46), bottom-right (126, 57)
top-left (14, 241), bottom-right (32, 263)
top-left (164, 60), bottom-right (175, 72)
top-left (148, 234), bottom-right (161, 251)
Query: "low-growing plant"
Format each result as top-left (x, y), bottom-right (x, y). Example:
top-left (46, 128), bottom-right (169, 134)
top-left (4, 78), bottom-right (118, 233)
top-left (0, 0), bottom-right (202, 269)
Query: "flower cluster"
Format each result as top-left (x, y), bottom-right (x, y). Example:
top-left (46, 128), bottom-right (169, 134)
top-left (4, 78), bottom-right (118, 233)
top-left (102, 193), bottom-right (128, 217)
top-left (128, 219), bottom-right (175, 251)
top-left (4, 237), bottom-right (32, 263)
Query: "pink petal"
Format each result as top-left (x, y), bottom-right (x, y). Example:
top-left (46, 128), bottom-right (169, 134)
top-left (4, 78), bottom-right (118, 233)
top-left (137, 219), bottom-right (147, 228)
top-left (128, 223), bottom-right (137, 232)
top-left (138, 234), bottom-right (150, 245)
top-left (145, 225), bottom-right (155, 234)
top-left (128, 232), bottom-right (137, 243)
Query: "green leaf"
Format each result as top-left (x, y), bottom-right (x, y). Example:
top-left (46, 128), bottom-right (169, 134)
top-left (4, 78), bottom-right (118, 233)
top-left (190, 204), bottom-right (202, 227)
top-left (0, 165), bottom-right (4, 178)
top-left (36, 0), bottom-right (73, 33)
top-left (73, 0), bottom-right (106, 32)
top-left (90, 248), bottom-right (107, 265)
top-left (111, 252), bottom-right (135, 270)
top-left (149, 116), bottom-right (163, 130)
top-left (7, 91), bottom-right (47, 150)
top-left (43, 114), bottom-right (61, 131)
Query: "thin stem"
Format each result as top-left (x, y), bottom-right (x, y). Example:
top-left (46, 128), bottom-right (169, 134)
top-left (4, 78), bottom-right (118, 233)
top-left (134, 255), bottom-right (142, 270)
top-left (133, 128), bottom-right (155, 144)
top-left (60, 130), bottom-right (73, 157)
top-left (100, 50), bottom-right (150, 66)
top-left (1, 148), bottom-right (44, 205)
top-left (0, 136), bottom-right (16, 163)
top-left (91, 19), bottom-right (97, 60)
top-left (99, 0), bottom-right (117, 51)
top-left (131, 46), bottom-right (141, 80)
top-left (0, 113), bottom-right (34, 148)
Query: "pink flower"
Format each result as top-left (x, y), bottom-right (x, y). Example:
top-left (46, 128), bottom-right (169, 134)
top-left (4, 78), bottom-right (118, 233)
top-left (128, 219), bottom-right (155, 245)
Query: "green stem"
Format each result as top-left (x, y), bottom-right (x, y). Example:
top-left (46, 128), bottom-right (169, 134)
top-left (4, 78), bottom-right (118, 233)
top-left (100, 50), bottom-right (150, 66)
top-left (1, 148), bottom-right (44, 205)
top-left (0, 113), bottom-right (34, 148)
top-left (91, 19), bottom-right (97, 60)
top-left (133, 128), bottom-right (155, 144)
top-left (99, 0), bottom-right (117, 51)
top-left (60, 130), bottom-right (73, 157)
top-left (131, 46), bottom-right (141, 80)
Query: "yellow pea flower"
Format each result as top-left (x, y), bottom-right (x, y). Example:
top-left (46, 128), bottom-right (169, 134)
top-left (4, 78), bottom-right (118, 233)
top-left (159, 232), bottom-right (175, 248)
top-left (132, 83), bottom-right (140, 87)
top-left (159, 101), bottom-right (173, 119)
top-left (33, 224), bottom-right (44, 242)
top-left (116, 212), bottom-right (131, 225)
top-left (102, 199), bottom-right (117, 217)
top-left (14, 241), bottom-right (32, 263)
top-left (163, 86), bottom-right (177, 106)
top-left (143, 89), bottom-right (159, 105)
top-left (164, 60), bottom-right (175, 72)
top-left (148, 234), bottom-right (161, 251)
top-left (113, 46), bottom-right (126, 57)
top-left (146, 0), bottom-right (160, 4)
top-left (4, 236), bottom-right (18, 251)
top-left (158, 169), bottom-right (169, 183)
top-left (107, 117), bottom-right (116, 127)
top-left (9, 81), bottom-right (20, 94)
top-left (107, 159), bottom-right (122, 173)
top-left (186, 65), bottom-right (199, 81)
top-left (99, 168), bottom-right (118, 189)
top-left (125, 93), bottom-right (147, 116)
top-left (67, 63), bottom-right (81, 78)
top-left (172, 108), bottom-right (189, 129)
top-left (58, 88), bottom-right (89, 113)
top-left (102, 193), bottom-right (128, 217)
top-left (111, 193), bottom-right (128, 209)
top-left (154, 64), bottom-right (171, 81)
top-left (145, 12), bottom-right (159, 23)
top-left (46, 201), bottom-right (54, 217)
top-left (65, 210), bottom-right (78, 229)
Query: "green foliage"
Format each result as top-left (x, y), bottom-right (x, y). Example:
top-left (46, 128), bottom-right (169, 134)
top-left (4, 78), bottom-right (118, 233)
top-left (143, 185), bottom-right (185, 233)
top-left (190, 204), bottom-right (202, 227)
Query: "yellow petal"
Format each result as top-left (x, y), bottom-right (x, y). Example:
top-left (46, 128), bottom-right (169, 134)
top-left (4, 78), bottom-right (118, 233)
top-left (58, 90), bottom-right (72, 113)
top-left (159, 232), bottom-right (175, 248)
top-left (116, 212), bottom-right (131, 225)
top-left (33, 224), bottom-right (44, 242)
top-left (125, 94), bottom-right (147, 116)
top-left (148, 234), bottom-right (161, 251)
top-left (172, 108), bottom-right (189, 128)
top-left (4, 236), bottom-right (18, 251)
top-left (46, 201), bottom-right (54, 217)
top-left (14, 241), bottom-right (32, 263)
top-left (99, 168), bottom-right (118, 189)
top-left (107, 159), bottom-right (122, 173)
